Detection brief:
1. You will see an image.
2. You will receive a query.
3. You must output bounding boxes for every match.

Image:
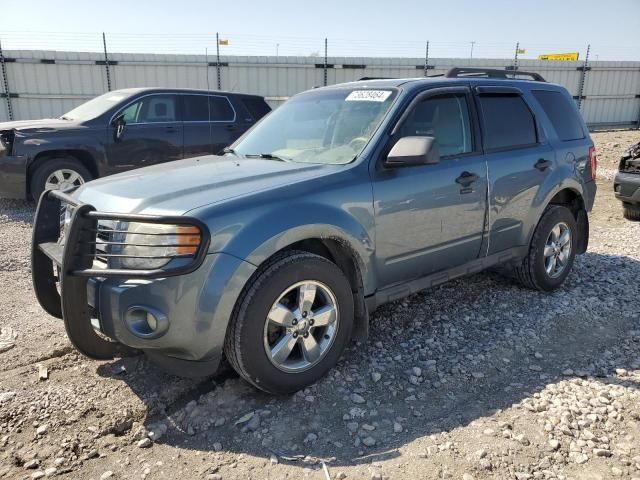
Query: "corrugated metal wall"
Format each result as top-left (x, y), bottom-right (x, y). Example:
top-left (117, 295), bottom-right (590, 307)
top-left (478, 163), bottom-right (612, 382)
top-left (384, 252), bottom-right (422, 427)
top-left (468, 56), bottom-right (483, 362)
top-left (1, 50), bottom-right (639, 127)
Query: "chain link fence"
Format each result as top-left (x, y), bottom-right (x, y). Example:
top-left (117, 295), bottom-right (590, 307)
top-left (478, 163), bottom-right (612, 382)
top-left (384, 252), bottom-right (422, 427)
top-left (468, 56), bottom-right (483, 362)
top-left (0, 32), bottom-right (639, 126)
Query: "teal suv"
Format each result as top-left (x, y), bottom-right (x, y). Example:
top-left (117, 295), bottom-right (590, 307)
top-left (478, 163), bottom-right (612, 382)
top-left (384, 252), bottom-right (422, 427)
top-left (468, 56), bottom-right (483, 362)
top-left (32, 68), bottom-right (597, 394)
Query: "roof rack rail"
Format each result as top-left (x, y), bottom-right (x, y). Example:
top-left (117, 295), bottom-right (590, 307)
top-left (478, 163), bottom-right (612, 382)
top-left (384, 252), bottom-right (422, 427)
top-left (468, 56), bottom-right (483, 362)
top-left (445, 67), bottom-right (546, 82)
top-left (357, 76), bottom-right (394, 81)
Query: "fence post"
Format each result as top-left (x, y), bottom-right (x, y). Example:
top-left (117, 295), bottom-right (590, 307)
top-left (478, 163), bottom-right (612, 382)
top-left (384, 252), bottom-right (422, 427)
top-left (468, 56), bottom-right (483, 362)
top-left (424, 41), bottom-right (430, 77)
top-left (0, 38), bottom-right (14, 121)
top-left (513, 42), bottom-right (520, 71)
top-left (216, 32), bottom-right (221, 90)
top-left (102, 33), bottom-right (112, 92)
top-left (323, 38), bottom-right (328, 87)
top-left (576, 44), bottom-right (590, 111)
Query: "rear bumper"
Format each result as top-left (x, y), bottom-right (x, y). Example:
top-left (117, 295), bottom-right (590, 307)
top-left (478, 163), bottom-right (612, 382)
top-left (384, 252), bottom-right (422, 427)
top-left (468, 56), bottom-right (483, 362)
top-left (614, 172), bottom-right (640, 205)
top-left (0, 155), bottom-right (28, 199)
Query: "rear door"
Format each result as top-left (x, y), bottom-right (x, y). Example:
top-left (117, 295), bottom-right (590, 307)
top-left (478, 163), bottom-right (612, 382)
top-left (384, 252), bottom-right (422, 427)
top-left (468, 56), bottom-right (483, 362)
top-left (208, 95), bottom-right (238, 155)
top-left (182, 94), bottom-right (213, 158)
top-left (475, 86), bottom-right (554, 254)
top-left (106, 93), bottom-right (183, 171)
top-left (372, 86), bottom-right (488, 287)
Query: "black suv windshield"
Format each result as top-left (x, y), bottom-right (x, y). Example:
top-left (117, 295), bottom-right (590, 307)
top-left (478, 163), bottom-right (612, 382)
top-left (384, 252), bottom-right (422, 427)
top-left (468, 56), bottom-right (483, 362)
top-left (232, 88), bottom-right (398, 165)
top-left (61, 91), bottom-right (134, 121)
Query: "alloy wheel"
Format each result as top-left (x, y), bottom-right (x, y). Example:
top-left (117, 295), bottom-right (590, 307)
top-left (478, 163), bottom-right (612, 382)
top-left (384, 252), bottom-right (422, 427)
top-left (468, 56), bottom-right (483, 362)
top-left (263, 280), bottom-right (339, 373)
top-left (543, 221), bottom-right (572, 278)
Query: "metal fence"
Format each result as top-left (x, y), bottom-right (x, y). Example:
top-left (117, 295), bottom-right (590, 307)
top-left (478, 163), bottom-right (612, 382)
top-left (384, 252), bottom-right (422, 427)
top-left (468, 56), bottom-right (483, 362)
top-left (1, 47), bottom-right (639, 127)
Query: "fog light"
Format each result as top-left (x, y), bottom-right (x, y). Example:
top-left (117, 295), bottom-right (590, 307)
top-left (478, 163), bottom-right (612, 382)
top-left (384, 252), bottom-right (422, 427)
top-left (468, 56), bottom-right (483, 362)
top-left (125, 306), bottom-right (168, 339)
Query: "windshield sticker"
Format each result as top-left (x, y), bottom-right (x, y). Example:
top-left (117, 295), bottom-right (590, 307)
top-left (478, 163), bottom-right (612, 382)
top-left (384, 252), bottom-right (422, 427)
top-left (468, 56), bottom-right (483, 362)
top-left (345, 90), bottom-right (392, 102)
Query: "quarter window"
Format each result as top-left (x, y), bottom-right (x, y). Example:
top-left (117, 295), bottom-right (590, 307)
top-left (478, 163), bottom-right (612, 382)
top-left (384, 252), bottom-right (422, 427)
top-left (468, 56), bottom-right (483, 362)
top-left (119, 95), bottom-right (178, 124)
top-left (478, 94), bottom-right (537, 150)
top-left (398, 93), bottom-right (473, 157)
top-left (209, 96), bottom-right (235, 122)
top-left (532, 90), bottom-right (585, 141)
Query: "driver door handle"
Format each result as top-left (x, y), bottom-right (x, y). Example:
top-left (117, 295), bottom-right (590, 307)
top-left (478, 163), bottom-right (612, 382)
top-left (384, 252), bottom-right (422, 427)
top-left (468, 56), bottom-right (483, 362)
top-left (455, 171), bottom-right (480, 187)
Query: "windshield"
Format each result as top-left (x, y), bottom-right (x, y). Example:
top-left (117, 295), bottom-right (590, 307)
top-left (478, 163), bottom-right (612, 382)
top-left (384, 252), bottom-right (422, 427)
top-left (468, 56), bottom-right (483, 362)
top-left (232, 88), bottom-right (398, 165)
top-left (61, 91), bottom-right (133, 121)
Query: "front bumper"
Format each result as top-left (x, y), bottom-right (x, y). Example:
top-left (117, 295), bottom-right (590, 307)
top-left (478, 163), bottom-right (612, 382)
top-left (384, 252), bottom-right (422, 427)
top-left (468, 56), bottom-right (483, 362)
top-left (0, 154), bottom-right (28, 199)
top-left (31, 189), bottom-right (256, 375)
top-left (614, 171), bottom-right (640, 206)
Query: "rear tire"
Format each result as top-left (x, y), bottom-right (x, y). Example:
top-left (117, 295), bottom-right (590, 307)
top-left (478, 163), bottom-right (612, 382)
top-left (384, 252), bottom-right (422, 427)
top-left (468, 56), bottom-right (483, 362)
top-left (515, 205), bottom-right (577, 292)
top-left (30, 157), bottom-right (92, 201)
top-left (622, 204), bottom-right (640, 221)
top-left (224, 251), bottom-right (354, 395)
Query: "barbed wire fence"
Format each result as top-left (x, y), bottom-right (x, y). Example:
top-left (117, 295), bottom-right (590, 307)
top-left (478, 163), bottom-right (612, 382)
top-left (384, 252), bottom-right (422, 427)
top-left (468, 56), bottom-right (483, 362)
top-left (0, 31), bottom-right (639, 125)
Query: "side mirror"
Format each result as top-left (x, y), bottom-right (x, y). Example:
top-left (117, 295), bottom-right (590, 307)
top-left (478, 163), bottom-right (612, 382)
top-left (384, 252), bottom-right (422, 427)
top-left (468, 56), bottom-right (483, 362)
top-left (385, 136), bottom-right (440, 167)
top-left (112, 114), bottom-right (126, 141)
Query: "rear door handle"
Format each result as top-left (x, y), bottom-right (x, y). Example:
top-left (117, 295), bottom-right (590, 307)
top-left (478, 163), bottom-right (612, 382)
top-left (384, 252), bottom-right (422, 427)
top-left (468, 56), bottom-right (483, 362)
top-left (535, 159), bottom-right (552, 171)
top-left (225, 124), bottom-right (236, 131)
top-left (165, 126), bottom-right (178, 133)
top-left (455, 171), bottom-right (480, 187)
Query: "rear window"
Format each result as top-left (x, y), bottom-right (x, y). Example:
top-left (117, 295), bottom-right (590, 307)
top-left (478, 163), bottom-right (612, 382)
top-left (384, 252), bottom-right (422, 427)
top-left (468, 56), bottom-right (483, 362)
top-left (478, 95), bottom-right (537, 151)
top-left (182, 95), bottom-right (209, 122)
top-left (209, 96), bottom-right (235, 122)
top-left (241, 97), bottom-right (271, 120)
top-left (533, 90), bottom-right (585, 141)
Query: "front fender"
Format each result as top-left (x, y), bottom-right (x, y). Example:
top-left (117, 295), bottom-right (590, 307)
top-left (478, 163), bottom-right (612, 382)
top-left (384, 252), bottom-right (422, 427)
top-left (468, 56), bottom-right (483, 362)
top-left (212, 202), bottom-right (376, 295)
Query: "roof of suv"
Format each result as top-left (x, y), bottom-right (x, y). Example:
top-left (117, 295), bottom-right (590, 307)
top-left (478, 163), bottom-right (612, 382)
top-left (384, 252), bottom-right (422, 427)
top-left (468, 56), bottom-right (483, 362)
top-left (111, 87), bottom-right (265, 99)
top-left (326, 68), bottom-right (563, 93)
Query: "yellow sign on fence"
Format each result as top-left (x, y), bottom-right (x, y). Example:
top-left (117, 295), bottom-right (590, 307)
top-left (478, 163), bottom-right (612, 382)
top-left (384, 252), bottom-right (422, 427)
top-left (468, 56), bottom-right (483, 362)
top-left (538, 52), bottom-right (579, 61)
top-left (218, 39), bottom-right (229, 46)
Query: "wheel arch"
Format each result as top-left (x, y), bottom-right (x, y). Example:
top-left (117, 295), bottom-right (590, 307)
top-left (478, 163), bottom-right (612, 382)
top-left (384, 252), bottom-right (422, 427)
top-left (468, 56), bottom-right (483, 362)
top-left (27, 149), bottom-right (99, 192)
top-left (241, 230), bottom-right (373, 343)
top-left (539, 185), bottom-right (589, 254)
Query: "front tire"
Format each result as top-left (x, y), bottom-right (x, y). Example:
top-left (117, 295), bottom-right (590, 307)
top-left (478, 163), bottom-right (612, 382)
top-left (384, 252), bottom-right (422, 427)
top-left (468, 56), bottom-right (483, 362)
top-left (30, 157), bottom-right (92, 201)
top-left (224, 251), bottom-right (354, 395)
top-left (515, 205), bottom-right (577, 291)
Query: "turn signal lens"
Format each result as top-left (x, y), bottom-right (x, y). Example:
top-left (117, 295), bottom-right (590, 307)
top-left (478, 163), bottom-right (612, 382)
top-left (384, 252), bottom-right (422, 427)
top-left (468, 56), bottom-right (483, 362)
top-left (589, 146), bottom-right (597, 181)
top-left (175, 225), bottom-right (201, 255)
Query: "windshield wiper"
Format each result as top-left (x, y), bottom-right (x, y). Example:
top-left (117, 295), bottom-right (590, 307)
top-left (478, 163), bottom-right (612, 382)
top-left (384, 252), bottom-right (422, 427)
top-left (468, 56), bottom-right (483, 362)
top-left (244, 153), bottom-right (289, 162)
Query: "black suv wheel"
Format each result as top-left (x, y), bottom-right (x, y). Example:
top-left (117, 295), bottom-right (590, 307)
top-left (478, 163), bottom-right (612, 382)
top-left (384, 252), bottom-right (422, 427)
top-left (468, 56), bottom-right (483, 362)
top-left (515, 205), bottom-right (577, 291)
top-left (224, 251), bottom-right (354, 395)
top-left (30, 157), bottom-right (92, 201)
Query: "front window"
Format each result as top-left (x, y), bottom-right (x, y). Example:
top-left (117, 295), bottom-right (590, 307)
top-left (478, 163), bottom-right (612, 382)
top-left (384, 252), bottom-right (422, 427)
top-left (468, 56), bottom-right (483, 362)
top-left (120, 95), bottom-right (178, 124)
top-left (232, 88), bottom-right (398, 165)
top-left (61, 91), bottom-right (134, 121)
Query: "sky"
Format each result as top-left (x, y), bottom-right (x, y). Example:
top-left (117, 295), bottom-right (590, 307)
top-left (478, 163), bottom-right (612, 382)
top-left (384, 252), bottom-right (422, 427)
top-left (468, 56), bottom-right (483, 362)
top-left (2, 0), bottom-right (639, 60)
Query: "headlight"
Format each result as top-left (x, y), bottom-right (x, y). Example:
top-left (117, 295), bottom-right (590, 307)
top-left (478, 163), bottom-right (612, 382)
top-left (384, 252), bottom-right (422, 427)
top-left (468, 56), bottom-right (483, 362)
top-left (112, 222), bottom-right (202, 270)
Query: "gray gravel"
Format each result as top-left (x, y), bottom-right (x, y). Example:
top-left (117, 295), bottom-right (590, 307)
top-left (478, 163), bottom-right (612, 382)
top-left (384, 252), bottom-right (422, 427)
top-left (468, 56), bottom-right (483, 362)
top-left (0, 129), bottom-right (639, 480)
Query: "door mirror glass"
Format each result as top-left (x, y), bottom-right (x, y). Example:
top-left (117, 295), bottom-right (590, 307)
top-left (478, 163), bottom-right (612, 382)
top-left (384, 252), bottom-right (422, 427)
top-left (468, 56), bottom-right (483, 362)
top-left (385, 136), bottom-right (440, 167)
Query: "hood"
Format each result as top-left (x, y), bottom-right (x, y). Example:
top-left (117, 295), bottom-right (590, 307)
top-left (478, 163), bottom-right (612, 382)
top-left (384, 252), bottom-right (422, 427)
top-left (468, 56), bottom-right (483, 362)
top-left (74, 155), bottom-right (337, 215)
top-left (0, 118), bottom-right (84, 133)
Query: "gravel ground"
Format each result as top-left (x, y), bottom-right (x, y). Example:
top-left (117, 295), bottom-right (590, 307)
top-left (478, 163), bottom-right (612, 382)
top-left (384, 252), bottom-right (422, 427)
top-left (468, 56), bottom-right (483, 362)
top-left (1, 129), bottom-right (639, 480)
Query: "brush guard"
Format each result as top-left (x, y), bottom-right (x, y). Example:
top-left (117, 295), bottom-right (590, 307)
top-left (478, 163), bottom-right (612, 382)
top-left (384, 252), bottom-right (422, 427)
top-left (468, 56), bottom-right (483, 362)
top-left (31, 189), bottom-right (211, 359)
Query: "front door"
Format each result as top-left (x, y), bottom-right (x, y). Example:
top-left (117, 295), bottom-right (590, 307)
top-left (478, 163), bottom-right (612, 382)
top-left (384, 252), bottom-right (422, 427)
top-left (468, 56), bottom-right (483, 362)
top-left (107, 94), bottom-right (183, 172)
top-left (372, 87), bottom-right (488, 288)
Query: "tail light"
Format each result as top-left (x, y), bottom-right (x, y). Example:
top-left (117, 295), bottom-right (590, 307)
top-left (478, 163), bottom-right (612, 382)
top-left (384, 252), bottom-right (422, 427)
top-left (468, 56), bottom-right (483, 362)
top-left (588, 146), bottom-right (597, 181)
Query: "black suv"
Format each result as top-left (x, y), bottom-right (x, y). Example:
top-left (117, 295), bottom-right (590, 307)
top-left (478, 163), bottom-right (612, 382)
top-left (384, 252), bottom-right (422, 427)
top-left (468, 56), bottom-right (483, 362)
top-left (0, 88), bottom-right (271, 200)
top-left (614, 141), bottom-right (640, 220)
